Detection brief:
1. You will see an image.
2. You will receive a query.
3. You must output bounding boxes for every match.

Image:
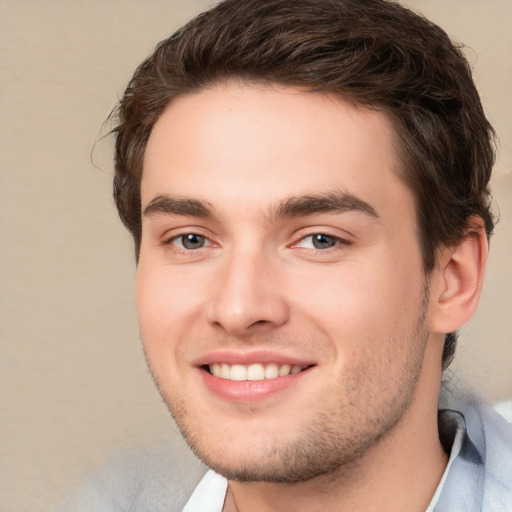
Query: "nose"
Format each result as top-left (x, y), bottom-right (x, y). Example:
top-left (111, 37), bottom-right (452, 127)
top-left (207, 248), bottom-right (289, 336)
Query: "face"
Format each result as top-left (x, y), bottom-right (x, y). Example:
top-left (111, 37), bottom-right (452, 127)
top-left (137, 82), bottom-right (433, 482)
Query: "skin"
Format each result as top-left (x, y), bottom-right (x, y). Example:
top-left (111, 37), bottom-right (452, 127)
top-left (137, 82), bottom-right (454, 511)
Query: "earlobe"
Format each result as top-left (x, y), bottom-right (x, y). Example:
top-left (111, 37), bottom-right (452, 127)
top-left (430, 218), bottom-right (488, 334)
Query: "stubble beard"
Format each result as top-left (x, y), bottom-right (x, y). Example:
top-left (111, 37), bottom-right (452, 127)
top-left (146, 294), bottom-right (430, 484)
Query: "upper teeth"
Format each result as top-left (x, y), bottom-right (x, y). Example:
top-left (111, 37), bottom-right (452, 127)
top-left (208, 363), bottom-right (305, 381)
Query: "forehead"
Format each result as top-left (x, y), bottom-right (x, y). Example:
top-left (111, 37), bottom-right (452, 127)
top-left (141, 81), bottom-right (411, 218)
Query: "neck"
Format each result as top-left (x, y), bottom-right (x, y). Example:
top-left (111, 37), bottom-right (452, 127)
top-left (224, 353), bottom-right (448, 512)
top-left (226, 438), bottom-right (447, 512)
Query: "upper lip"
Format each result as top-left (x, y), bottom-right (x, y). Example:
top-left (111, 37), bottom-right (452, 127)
top-left (193, 350), bottom-right (316, 368)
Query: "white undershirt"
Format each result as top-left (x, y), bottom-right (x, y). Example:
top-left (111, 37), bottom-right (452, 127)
top-left (182, 470), bottom-right (227, 512)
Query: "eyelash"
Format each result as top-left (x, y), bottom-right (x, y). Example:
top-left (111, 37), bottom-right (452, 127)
top-left (164, 231), bottom-right (350, 254)
top-left (292, 233), bottom-right (350, 251)
top-left (164, 233), bottom-right (212, 251)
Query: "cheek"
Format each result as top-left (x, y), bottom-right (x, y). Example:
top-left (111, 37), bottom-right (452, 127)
top-left (136, 269), bottom-right (167, 334)
top-left (135, 265), bottom-right (194, 373)
top-left (289, 255), bottom-right (424, 346)
top-left (136, 263), bottom-right (202, 328)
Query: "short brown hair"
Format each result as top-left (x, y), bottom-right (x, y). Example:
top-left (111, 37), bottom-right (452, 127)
top-left (111, 0), bottom-right (496, 368)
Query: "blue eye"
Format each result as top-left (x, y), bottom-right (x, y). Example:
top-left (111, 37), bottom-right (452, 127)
top-left (174, 233), bottom-right (207, 249)
top-left (295, 233), bottom-right (340, 250)
top-left (310, 233), bottom-right (337, 249)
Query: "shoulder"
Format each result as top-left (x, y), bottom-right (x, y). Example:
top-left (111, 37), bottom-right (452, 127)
top-left (60, 442), bottom-right (207, 512)
top-left (440, 390), bottom-right (512, 510)
top-left (478, 401), bottom-right (512, 504)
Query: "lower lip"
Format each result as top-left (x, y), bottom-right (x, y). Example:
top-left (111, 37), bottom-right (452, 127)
top-left (199, 367), bottom-right (313, 403)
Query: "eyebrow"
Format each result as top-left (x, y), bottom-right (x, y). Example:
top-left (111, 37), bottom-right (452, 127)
top-left (143, 195), bottom-right (214, 218)
top-left (272, 191), bottom-right (379, 220)
top-left (142, 190), bottom-right (378, 221)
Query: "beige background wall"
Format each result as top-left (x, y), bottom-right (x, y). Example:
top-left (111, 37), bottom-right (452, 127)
top-left (0, 1), bottom-right (510, 510)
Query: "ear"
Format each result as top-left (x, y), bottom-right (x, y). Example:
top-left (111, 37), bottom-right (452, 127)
top-left (429, 217), bottom-right (488, 334)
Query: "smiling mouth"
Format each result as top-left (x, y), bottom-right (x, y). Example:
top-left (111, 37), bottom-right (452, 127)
top-left (204, 362), bottom-right (311, 381)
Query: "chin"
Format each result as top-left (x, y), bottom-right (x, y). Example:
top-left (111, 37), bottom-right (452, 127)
top-left (171, 405), bottom-right (402, 484)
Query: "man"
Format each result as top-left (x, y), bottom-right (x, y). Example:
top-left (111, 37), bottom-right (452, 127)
top-left (109, 0), bottom-right (512, 510)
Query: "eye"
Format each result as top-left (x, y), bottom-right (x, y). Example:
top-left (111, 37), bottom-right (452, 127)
top-left (297, 233), bottom-right (341, 250)
top-left (170, 233), bottom-right (207, 250)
